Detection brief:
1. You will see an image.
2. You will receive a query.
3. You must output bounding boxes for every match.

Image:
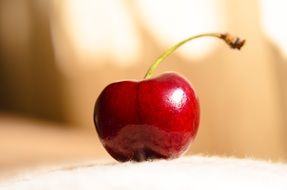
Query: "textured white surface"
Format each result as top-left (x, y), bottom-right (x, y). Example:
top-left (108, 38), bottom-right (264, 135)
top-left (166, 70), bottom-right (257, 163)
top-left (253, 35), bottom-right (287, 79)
top-left (1, 156), bottom-right (287, 190)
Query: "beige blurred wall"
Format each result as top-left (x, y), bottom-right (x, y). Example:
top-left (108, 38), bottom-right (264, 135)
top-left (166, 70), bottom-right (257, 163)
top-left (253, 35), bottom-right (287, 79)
top-left (0, 0), bottom-right (286, 161)
top-left (0, 0), bottom-right (67, 123)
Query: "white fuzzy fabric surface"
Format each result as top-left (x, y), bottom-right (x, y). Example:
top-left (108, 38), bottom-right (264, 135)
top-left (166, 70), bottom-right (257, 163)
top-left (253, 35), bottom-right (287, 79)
top-left (1, 156), bottom-right (287, 190)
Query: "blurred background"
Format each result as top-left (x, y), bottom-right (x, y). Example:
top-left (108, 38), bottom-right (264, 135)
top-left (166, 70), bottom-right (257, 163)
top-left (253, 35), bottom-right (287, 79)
top-left (1, 0), bottom-right (287, 177)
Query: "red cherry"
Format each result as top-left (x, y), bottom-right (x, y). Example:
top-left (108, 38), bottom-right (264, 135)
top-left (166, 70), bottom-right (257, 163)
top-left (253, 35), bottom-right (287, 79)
top-left (94, 33), bottom-right (245, 162)
top-left (95, 72), bottom-right (199, 161)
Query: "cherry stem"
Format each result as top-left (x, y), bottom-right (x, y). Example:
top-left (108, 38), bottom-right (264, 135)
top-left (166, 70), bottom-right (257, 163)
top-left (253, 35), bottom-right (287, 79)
top-left (144, 32), bottom-right (246, 79)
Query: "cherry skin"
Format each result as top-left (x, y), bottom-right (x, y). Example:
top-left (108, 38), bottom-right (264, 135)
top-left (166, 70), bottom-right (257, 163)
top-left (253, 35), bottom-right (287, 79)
top-left (94, 72), bottom-right (200, 161)
top-left (93, 33), bottom-right (245, 162)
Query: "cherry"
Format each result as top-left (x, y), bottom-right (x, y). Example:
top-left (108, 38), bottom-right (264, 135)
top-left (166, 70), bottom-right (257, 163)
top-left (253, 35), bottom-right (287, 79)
top-left (94, 33), bottom-right (245, 162)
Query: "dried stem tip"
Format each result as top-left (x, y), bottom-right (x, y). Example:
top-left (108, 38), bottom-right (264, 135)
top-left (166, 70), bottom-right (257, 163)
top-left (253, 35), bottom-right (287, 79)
top-left (220, 33), bottom-right (246, 50)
